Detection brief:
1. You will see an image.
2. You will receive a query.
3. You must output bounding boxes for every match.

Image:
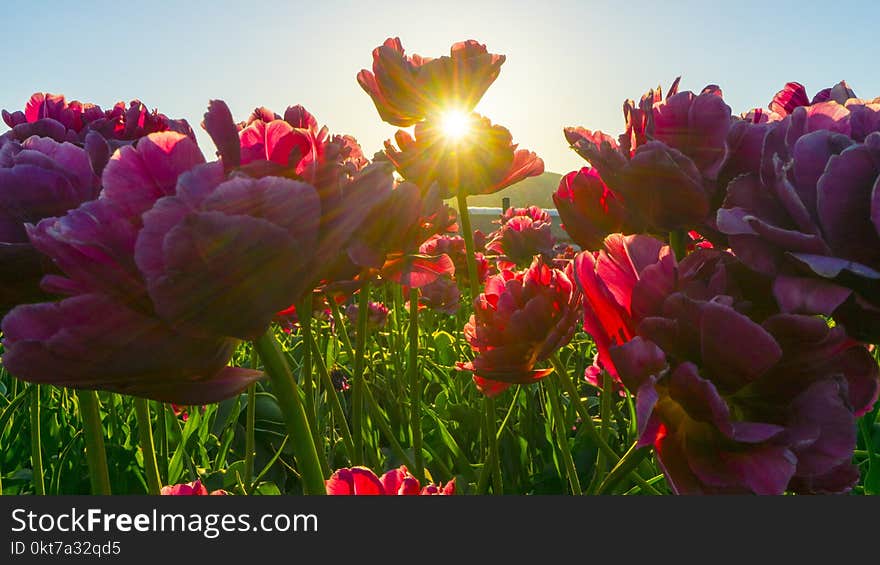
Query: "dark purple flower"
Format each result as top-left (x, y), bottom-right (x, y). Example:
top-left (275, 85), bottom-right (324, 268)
top-left (575, 237), bottom-right (879, 494)
top-left (0, 136), bottom-right (102, 316)
top-left (716, 84), bottom-right (880, 341)
top-left (2, 132), bottom-right (263, 403)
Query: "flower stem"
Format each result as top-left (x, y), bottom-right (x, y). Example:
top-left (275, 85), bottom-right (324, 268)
top-left (549, 353), bottom-right (660, 495)
top-left (362, 378), bottom-right (417, 472)
top-left (669, 230), bottom-right (687, 261)
top-left (157, 403), bottom-right (168, 484)
top-left (253, 330), bottom-right (326, 495)
top-left (133, 397), bottom-right (161, 495)
top-left (586, 372), bottom-right (613, 493)
top-left (297, 294), bottom-right (326, 475)
top-left (29, 384), bottom-right (45, 495)
top-left (328, 297), bottom-right (355, 361)
top-left (455, 192), bottom-right (481, 300)
top-left (244, 381), bottom-right (256, 493)
top-left (76, 390), bottom-right (111, 495)
top-left (546, 375), bottom-right (582, 494)
top-left (308, 332), bottom-right (355, 460)
top-left (351, 282), bottom-right (371, 465)
top-left (408, 287), bottom-right (424, 482)
top-left (595, 442), bottom-right (652, 494)
top-left (457, 192), bottom-right (503, 494)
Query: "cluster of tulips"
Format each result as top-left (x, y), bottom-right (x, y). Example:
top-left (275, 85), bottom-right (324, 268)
top-left (1, 36), bottom-right (878, 495)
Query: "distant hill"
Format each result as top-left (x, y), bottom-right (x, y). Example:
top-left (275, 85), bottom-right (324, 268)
top-left (466, 172), bottom-right (562, 209)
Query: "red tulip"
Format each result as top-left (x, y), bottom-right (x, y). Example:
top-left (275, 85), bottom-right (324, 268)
top-left (358, 37), bottom-right (505, 127)
top-left (385, 113), bottom-right (543, 198)
top-left (457, 258), bottom-right (580, 396)
top-left (326, 466), bottom-right (454, 495)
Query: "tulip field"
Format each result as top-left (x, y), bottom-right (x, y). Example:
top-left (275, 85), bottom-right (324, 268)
top-left (1, 37), bottom-right (879, 496)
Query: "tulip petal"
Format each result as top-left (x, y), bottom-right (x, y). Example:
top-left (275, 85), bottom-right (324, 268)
top-left (1, 294), bottom-right (256, 404)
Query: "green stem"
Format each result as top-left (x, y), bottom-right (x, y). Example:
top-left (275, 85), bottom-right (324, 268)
top-left (550, 354), bottom-right (660, 495)
top-left (308, 332), bottom-right (355, 460)
top-left (408, 287), bottom-right (425, 482)
top-left (456, 192), bottom-right (481, 300)
top-left (362, 379), bottom-right (417, 472)
top-left (30, 384), bottom-right (45, 495)
top-left (253, 331), bottom-right (326, 495)
top-left (457, 192), bottom-right (503, 494)
top-left (546, 375), bottom-right (582, 494)
top-left (328, 298), bottom-right (355, 361)
top-left (351, 283), bottom-right (371, 465)
top-left (76, 390), bottom-right (111, 495)
top-left (586, 372), bottom-right (613, 493)
top-left (157, 403), bottom-right (168, 484)
top-left (133, 397), bottom-right (161, 495)
top-left (669, 230), bottom-right (687, 261)
top-left (297, 295), bottom-right (326, 476)
top-left (596, 442), bottom-right (652, 494)
top-left (244, 381), bottom-right (256, 492)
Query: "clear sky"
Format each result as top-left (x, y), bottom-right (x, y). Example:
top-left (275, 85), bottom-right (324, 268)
top-left (2, 0), bottom-right (877, 174)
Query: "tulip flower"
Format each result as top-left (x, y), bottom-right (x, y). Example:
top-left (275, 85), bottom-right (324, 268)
top-left (2, 92), bottom-right (193, 149)
top-left (553, 167), bottom-right (628, 251)
top-left (0, 91), bottom-right (192, 319)
top-left (572, 234), bottom-right (672, 388)
top-left (419, 234), bottom-right (489, 288)
top-left (716, 81), bottom-right (880, 341)
top-left (160, 480), bottom-right (227, 495)
top-left (2, 133), bottom-right (263, 404)
top-left (573, 236), bottom-right (879, 494)
top-left (385, 113), bottom-right (543, 198)
top-left (358, 37), bottom-right (505, 127)
top-left (345, 301), bottom-right (390, 330)
top-left (565, 79), bottom-right (734, 237)
top-left (202, 100), bottom-right (395, 292)
top-left (457, 258), bottom-right (581, 396)
top-left (0, 136), bottom-right (101, 317)
top-left (485, 206), bottom-right (556, 267)
top-left (326, 465), bottom-right (454, 495)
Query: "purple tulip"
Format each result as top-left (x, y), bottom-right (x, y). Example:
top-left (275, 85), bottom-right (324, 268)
top-left (2, 132), bottom-right (262, 403)
top-left (0, 136), bottom-right (101, 316)
top-left (580, 239), bottom-right (880, 494)
top-left (717, 81), bottom-right (880, 341)
top-left (565, 80), bottom-right (730, 235)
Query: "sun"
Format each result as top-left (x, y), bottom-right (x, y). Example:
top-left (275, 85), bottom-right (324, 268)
top-left (440, 109), bottom-right (471, 141)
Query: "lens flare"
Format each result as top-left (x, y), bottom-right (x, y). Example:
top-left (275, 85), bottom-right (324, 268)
top-left (440, 110), bottom-right (470, 140)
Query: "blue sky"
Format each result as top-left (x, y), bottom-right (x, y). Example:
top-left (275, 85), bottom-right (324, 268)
top-left (2, 0), bottom-right (877, 174)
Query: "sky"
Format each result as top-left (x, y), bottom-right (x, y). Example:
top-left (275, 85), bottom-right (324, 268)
top-left (2, 0), bottom-right (878, 174)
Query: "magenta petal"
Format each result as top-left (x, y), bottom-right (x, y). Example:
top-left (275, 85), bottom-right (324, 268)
top-left (773, 275), bottom-right (852, 315)
top-left (788, 253), bottom-right (880, 281)
top-left (608, 336), bottom-right (666, 393)
top-left (786, 378), bottom-right (856, 479)
top-left (1, 294), bottom-right (256, 404)
top-left (699, 301), bottom-right (782, 392)
top-left (326, 467), bottom-right (384, 495)
top-left (102, 132), bottom-right (205, 220)
top-left (26, 199), bottom-right (145, 303)
top-left (202, 100), bottom-right (241, 168)
top-left (144, 211), bottom-right (306, 340)
top-left (816, 133), bottom-right (880, 265)
top-left (688, 445), bottom-right (797, 495)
